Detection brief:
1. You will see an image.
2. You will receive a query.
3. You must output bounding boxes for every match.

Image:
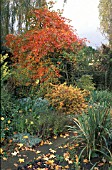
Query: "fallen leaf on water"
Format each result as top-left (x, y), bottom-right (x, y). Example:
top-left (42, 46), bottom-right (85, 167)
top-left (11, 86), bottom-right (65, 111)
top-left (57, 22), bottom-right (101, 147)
top-left (18, 158), bottom-right (24, 163)
top-left (49, 148), bottom-right (56, 153)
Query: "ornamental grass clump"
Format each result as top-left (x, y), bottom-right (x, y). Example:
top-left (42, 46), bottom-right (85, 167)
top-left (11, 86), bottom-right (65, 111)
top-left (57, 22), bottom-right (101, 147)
top-left (45, 83), bottom-right (89, 114)
top-left (68, 105), bottom-right (112, 161)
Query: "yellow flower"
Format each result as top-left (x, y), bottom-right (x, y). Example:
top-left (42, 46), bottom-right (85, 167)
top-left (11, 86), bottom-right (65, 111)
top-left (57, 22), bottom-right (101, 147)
top-left (8, 120), bottom-right (11, 124)
top-left (1, 117), bottom-right (4, 121)
top-left (30, 121), bottom-right (34, 124)
top-left (19, 110), bottom-right (23, 113)
top-left (23, 136), bottom-right (28, 139)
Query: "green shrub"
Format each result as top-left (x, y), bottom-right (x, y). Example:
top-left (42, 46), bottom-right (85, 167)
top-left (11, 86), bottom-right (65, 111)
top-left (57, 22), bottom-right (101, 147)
top-left (76, 75), bottom-right (95, 91)
top-left (14, 110), bottom-right (69, 139)
top-left (68, 106), bottom-right (112, 161)
top-left (1, 54), bottom-right (17, 142)
top-left (12, 97), bottom-right (69, 138)
top-left (35, 111), bottom-right (69, 138)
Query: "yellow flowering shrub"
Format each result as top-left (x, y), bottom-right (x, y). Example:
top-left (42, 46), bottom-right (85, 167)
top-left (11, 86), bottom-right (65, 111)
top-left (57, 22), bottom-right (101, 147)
top-left (45, 83), bottom-right (89, 114)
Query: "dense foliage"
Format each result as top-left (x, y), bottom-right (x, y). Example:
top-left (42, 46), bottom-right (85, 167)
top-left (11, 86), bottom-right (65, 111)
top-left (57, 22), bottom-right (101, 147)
top-left (5, 7), bottom-right (86, 85)
top-left (45, 83), bottom-right (89, 114)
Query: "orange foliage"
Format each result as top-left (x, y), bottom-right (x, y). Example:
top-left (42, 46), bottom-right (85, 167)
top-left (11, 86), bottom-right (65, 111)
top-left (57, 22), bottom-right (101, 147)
top-left (5, 8), bottom-right (86, 83)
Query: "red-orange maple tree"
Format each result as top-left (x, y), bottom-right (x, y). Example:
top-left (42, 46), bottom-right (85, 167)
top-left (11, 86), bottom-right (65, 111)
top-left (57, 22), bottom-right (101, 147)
top-left (5, 7), bottom-right (86, 84)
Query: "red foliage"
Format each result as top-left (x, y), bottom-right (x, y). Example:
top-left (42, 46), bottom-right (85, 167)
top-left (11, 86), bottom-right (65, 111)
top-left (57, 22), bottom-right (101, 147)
top-left (5, 8), bottom-right (86, 83)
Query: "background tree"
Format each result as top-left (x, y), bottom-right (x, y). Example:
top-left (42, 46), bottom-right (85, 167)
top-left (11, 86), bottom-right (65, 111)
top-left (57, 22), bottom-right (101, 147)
top-left (98, 0), bottom-right (112, 49)
top-left (1, 0), bottom-right (47, 45)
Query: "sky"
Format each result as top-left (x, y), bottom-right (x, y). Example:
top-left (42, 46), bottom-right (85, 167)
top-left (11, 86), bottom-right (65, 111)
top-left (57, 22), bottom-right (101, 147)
top-left (48, 0), bottom-right (108, 49)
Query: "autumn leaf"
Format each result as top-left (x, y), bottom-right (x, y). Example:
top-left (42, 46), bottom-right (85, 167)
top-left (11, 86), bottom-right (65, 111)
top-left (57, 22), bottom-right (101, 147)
top-left (17, 143), bottom-right (23, 148)
top-left (44, 140), bottom-right (52, 145)
top-left (83, 159), bottom-right (89, 163)
top-left (63, 144), bottom-right (68, 148)
top-left (27, 165), bottom-right (32, 168)
top-left (49, 154), bottom-right (56, 159)
top-left (3, 157), bottom-right (7, 161)
top-left (68, 160), bottom-right (73, 164)
top-left (55, 165), bottom-right (62, 169)
top-left (36, 150), bottom-right (41, 154)
top-left (63, 152), bottom-right (70, 161)
top-left (40, 140), bottom-right (44, 146)
top-left (45, 160), bottom-right (54, 165)
top-left (18, 158), bottom-right (24, 163)
top-left (58, 146), bottom-right (63, 148)
top-left (43, 156), bottom-right (49, 161)
top-left (69, 146), bottom-right (74, 150)
top-left (0, 148), bottom-right (3, 154)
top-left (53, 136), bottom-right (57, 139)
top-left (75, 155), bottom-right (79, 163)
top-left (74, 143), bottom-right (79, 147)
top-left (11, 151), bottom-right (18, 156)
top-left (49, 148), bottom-right (56, 153)
top-left (14, 163), bottom-right (18, 167)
